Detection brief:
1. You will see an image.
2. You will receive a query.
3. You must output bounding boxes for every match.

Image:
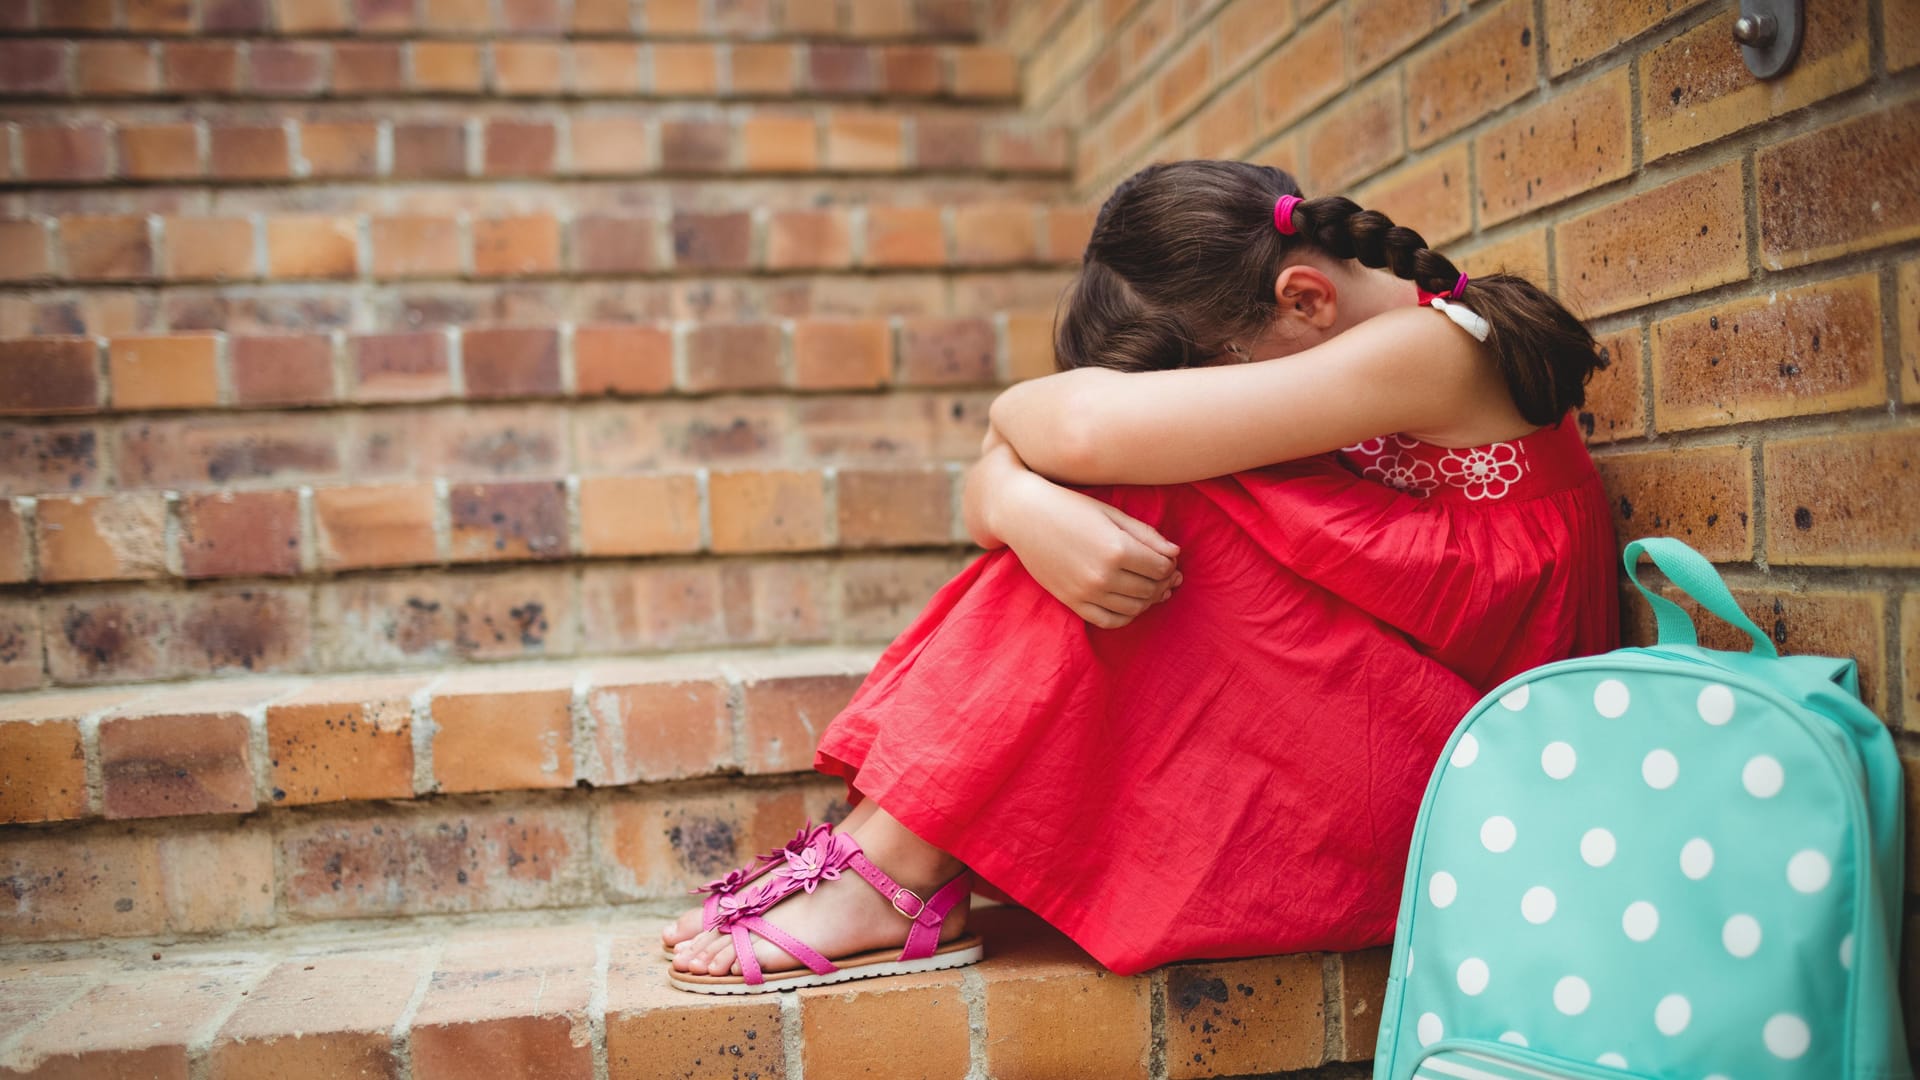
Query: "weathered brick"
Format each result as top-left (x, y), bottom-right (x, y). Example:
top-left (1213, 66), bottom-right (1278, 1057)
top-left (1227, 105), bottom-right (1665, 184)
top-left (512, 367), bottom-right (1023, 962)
top-left (1578, 328), bottom-right (1646, 446)
top-left (915, 112), bottom-right (985, 170)
top-left (163, 41), bottom-right (240, 93)
top-left (118, 124), bottom-right (201, 181)
top-left (1904, 594), bottom-right (1919, 730)
top-left (0, 337), bottom-right (100, 415)
top-left (449, 480), bottom-right (568, 562)
top-left (578, 473), bottom-right (701, 556)
top-left (128, 0), bottom-right (193, 27)
top-left (709, 469), bottom-right (829, 552)
top-left (392, 122), bottom-right (469, 178)
top-left (1303, 74), bottom-right (1402, 190)
top-left (835, 466), bottom-right (952, 547)
top-left (275, 0), bottom-right (346, 30)
top-left (208, 123), bottom-right (290, 180)
top-left (351, 330), bottom-right (451, 401)
top-left (314, 483), bottom-right (439, 570)
top-left (660, 116), bottom-right (732, 172)
top-left (5, 966), bottom-right (260, 1069)
top-left (670, 210), bottom-right (754, 271)
top-left (573, 0), bottom-right (631, 30)
top-left (62, 215), bottom-right (154, 282)
top-left (1406, 0), bottom-right (1536, 149)
top-left (1594, 442), bottom-right (1754, 561)
top-left (579, 562), bottom-right (728, 653)
top-left (0, 690), bottom-right (141, 823)
top-left (801, 972), bottom-right (971, 1078)
top-left (952, 202), bottom-right (1036, 266)
top-left (1665, 587), bottom-right (1891, 715)
top-left (684, 321), bottom-right (784, 392)
top-left (1342, 0), bottom-right (1442, 76)
top-left (411, 41), bottom-right (485, 92)
top-left (249, 41), bottom-right (326, 95)
top-left (20, 124), bottom-right (111, 183)
top-left (574, 214), bottom-right (662, 273)
top-left (605, 940), bottom-right (789, 1078)
top-left (420, 403), bottom-right (567, 478)
top-left (1641, 0), bottom-right (1868, 161)
top-left (572, 42), bottom-right (644, 94)
top-left (409, 925), bottom-right (597, 1080)
top-left (463, 327), bottom-right (562, 399)
top-left (826, 110), bottom-right (906, 170)
top-left (652, 41), bottom-right (721, 94)
top-left (1764, 428), bottom-right (1919, 567)
top-left (1757, 98), bottom-right (1920, 270)
top-left (492, 40), bottom-right (566, 95)
top-left (499, 0), bottom-right (564, 31)
top-left (473, 215), bottom-right (560, 277)
top-left (76, 41), bottom-right (158, 96)
top-left (1890, 0), bottom-right (1920, 73)
top-left (569, 115), bottom-right (652, 174)
top-left (0, 40), bottom-right (69, 95)
top-left (737, 114), bottom-right (817, 173)
top-left (162, 216), bottom-right (255, 282)
top-left (1165, 955), bottom-right (1325, 1077)
top-left (722, 559), bottom-right (834, 645)
top-left (1189, 79), bottom-right (1259, 161)
top-left (301, 121), bottom-right (381, 179)
top-left (1153, 34), bottom-right (1212, 124)
top-left (98, 683), bottom-right (280, 818)
top-left (267, 215), bottom-right (361, 281)
top-left (230, 334), bottom-right (333, 407)
top-left (952, 44), bottom-right (1019, 99)
top-left (264, 675), bottom-right (423, 806)
top-left (39, 0), bottom-right (117, 29)
top-left (118, 412), bottom-right (342, 488)
top-left (1004, 310), bottom-right (1057, 382)
top-left (723, 41), bottom-right (795, 96)
top-left (976, 907), bottom-right (1152, 1079)
top-left (208, 949), bottom-right (426, 1078)
top-left (730, 653), bottom-right (867, 774)
top-left (180, 490), bottom-right (303, 578)
top-left (0, 499), bottom-right (22, 584)
top-left (0, 219), bottom-right (52, 282)
top-left (0, 423), bottom-right (103, 496)
top-left (107, 333), bottom-right (219, 410)
top-left (430, 667), bottom-right (575, 792)
top-left (793, 319), bottom-right (892, 390)
top-left (1652, 272), bottom-right (1884, 431)
top-left (1330, 948), bottom-right (1391, 1060)
top-left (1555, 161), bottom-right (1747, 318)
top-left (767, 209), bottom-right (852, 270)
top-left (0, 596), bottom-right (43, 689)
top-left (575, 323), bottom-right (674, 396)
top-left (420, 0), bottom-right (490, 30)
top-left (863, 206), bottom-right (945, 267)
top-left (582, 661), bottom-right (730, 785)
top-left (1903, 259), bottom-right (1920, 405)
top-left (1353, 143), bottom-right (1472, 246)
top-left (900, 317), bottom-right (996, 386)
top-left (1544, 0), bottom-right (1707, 76)
top-left (1476, 68), bottom-right (1632, 226)
top-left (333, 41), bottom-right (406, 95)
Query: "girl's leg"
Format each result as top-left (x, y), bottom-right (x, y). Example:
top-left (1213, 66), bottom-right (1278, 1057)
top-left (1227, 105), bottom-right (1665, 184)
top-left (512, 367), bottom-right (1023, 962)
top-left (659, 795), bottom-right (885, 949)
top-left (671, 804), bottom-right (968, 977)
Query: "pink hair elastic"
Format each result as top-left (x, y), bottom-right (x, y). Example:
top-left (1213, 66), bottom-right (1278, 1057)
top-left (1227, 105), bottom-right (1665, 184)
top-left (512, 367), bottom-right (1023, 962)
top-left (1418, 274), bottom-right (1470, 305)
top-left (1273, 194), bottom-right (1302, 235)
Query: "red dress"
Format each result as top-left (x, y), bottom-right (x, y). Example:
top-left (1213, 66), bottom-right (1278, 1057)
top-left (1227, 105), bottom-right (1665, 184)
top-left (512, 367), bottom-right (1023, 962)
top-left (814, 414), bottom-right (1619, 975)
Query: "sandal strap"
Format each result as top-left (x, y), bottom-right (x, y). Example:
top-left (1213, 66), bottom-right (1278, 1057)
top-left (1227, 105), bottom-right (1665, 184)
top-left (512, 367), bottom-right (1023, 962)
top-left (844, 850), bottom-right (973, 962)
top-left (735, 915), bottom-right (839, 983)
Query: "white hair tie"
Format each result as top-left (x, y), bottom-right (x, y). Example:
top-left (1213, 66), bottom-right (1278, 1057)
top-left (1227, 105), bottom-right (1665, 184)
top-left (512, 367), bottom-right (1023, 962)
top-left (1428, 296), bottom-right (1491, 342)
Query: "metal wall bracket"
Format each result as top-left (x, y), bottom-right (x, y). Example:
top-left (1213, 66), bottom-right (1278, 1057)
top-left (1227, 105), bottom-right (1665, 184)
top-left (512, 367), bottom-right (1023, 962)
top-left (1734, 0), bottom-right (1805, 80)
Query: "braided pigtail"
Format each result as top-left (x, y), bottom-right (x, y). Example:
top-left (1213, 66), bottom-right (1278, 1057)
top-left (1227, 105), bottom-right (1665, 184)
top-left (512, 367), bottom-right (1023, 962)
top-left (1292, 195), bottom-right (1606, 426)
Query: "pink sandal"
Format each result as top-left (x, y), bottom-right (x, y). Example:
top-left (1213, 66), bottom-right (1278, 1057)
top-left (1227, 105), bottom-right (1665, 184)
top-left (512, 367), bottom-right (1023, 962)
top-left (662, 821), bottom-right (832, 959)
top-left (668, 825), bottom-right (982, 994)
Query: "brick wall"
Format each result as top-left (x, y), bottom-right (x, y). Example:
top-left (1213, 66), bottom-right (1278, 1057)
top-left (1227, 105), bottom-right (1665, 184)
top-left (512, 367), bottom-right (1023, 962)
top-left (990, 0), bottom-right (1920, 1043)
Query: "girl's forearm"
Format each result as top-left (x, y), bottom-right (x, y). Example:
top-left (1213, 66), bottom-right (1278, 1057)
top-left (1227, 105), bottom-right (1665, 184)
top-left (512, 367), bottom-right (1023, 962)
top-left (962, 427), bottom-right (1026, 549)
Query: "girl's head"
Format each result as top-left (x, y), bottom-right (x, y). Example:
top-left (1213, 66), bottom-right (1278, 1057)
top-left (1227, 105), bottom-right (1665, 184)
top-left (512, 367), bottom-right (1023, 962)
top-left (1055, 160), bottom-right (1605, 426)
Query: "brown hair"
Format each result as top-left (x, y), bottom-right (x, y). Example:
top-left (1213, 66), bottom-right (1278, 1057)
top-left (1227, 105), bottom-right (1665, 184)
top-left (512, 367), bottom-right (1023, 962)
top-left (1055, 160), bottom-right (1605, 426)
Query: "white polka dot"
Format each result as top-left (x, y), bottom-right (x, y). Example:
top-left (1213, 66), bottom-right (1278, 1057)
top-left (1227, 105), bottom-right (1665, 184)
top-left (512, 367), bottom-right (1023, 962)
top-left (1500, 685), bottom-right (1530, 711)
top-left (1656, 994), bottom-right (1692, 1035)
top-left (1429, 871), bottom-right (1457, 908)
top-left (1481, 815), bottom-right (1517, 853)
top-left (1554, 975), bottom-right (1591, 1015)
top-left (1642, 749), bottom-right (1679, 790)
top-left (1698, 684), bottom-right (1736, 725)
top-left (1457, 957), bottom-right (1489, 995)
top-left (1450, 732), bottom-right (1479, 768)
top-left (1417, 1012), bottom-right (1443, 1047)
top-left (1723, 913), bottom-right (1762, 958)
top-left (1593, 679), bottom-right (1630, 717)
top-left (1788, 850), bottom-right (1831, 893)
top-left (1498, 1031), bottom-right (1529, 1047)
top-left (1596, 1053), bottom-right (1628, 1069)
top-left (1622, 901), bottom-right (1659, 942)
top-left (1541, 741), bottom-right (1577, 780)
top-left (1680, 838), bottom-right (1714, 880)
top-left (1521, 885), bottom-right (1557, 925)
top-left (1841, 933), bottom-right (1855, 970)
top-left (1581, 827), bottom-right (1616, 867)
top-left (1744, 754), bottom-right (1784, 798)
top-left (1764, 1013), bottom-right (1811, 1059)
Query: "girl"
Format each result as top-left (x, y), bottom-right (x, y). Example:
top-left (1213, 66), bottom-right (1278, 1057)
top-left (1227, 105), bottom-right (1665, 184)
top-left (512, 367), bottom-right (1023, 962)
top-left (662, 160), bottom-right (1619, 992)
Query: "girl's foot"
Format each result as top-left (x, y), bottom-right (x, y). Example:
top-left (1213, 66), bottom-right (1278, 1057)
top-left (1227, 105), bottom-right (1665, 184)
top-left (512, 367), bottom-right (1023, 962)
top-left (659, 798), bottom-right (879, 953)
top-left (669, 807), bottom-right (968, 980)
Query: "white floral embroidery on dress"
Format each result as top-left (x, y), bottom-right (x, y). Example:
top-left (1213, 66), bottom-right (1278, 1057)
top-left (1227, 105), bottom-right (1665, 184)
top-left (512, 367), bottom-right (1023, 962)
top-left (1363, 453), bottom-right (1439, 497)
top-left (1439, 442), bottom-right (1527, 500)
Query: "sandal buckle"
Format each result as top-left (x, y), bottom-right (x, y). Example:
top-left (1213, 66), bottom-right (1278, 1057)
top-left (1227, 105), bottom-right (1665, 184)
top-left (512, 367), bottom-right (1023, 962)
top-left (889, 886), bottom-right (925, 919)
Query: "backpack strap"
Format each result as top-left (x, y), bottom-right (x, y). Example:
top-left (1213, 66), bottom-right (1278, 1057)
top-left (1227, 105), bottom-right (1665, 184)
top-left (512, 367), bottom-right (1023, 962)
top-left (1623, 538), bottom-right (1778, 658)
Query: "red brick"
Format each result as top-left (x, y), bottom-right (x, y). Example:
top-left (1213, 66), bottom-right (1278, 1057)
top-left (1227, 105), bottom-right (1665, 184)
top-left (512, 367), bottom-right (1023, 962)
top-left (571, 42), bottom-right (644, 94)
top-left (420, 403), bottom-right (567, 478)
top-left (314, 483), bottom-right (439, 570)
top-left (793, 319), bottom-right (892, 390)
top-left (230, 334), bottom-right (333, 407)
top-left (1903, 259), bottom-right (1920, 405)
top-left (430, 668), bottom-right (576, 792)
top-left (1579, 328), bottom-right (1645, 445)
top-left (264, 676), bottom-right (423, 806)
top-left (1166, 955), bottom-right (1325, 1077)
top-left (248, 41), bottom-right (326, 94)
top-left (742, 113), bottom-right (818, 172)
top-left (569, 115), bottom-right (652, 174)
top-left (1406, 0), bottom-right (1536, 149)
top-left (975, 908), bottom-right (1152, 1079)
top-left (951, 44), bottom-right (1017, 98)
top-left (900, 317), bottom-right (996, 386)
top-left (826, 110), bottom-right (905, 170)
top-left (575, 323), bottom-right (674, 395)
top-left (1652, 272), bottom-right (1884, 430)
top-left (0, 691), bottom-right (137, 823)
top-left (605, 936), bottom-right (789, 1075)
top-left (577, 473), bottom-right (701, 557)
top-left (1764, 428), bottom-right (1920, 567)
top-left (36, 494), bottom-right (166, 582)
top-left (660, 117), bottom-right (733, 172)
top-left (411, 41), bottom-right (484, 92)
top-left (952, 202), bottom-right (1035, 266)
top-left (392, 122), bottom-right (469, 178)
top-left (492, 40), bottom-right (566, 95)
top-left (595, 779), bottom-right (818, 898)
top-left (670, 210), bottom-right (753, 271)
top-left (1594, 442), bottom-right (1754, 561)
top-left (581, 660), bottom-right (729, 784)
top-left (1331, 948), bottom-right (1392, 1060)
top-left (472, 215), bottom-right (561, 277)
top-left (579, 562), bottom-right (726, 653)
top-left (119, 123), bottom-right (201, 181)
top-left (1905, 595), bottom-right (1920, 730)
top-left (0, 337), bottom-right (100, 415)
top-left (572, 0), bottom-right (630, 29)
top-left (76, 41), bottom-right (158, 96)
top-left (162, 216), bottom-right (255, 282)
top-left (1891, 0), bottom-right (1920, 73)
top-left (0, 40), bottom-right (69, 95)
top-left (836, 466), bottom-right (952, 546)
top-left (500, 0), bottom-right (564, 31)
top-left (99, 684), bottom-right (279, 818)
top-left (1303, 74), bottom-right (1402, 190)
top-left (574, 214), bottom-right (662, 273)
top-left (1757, 98), bottom-right (1920, 271)
top-left (684, 321), bottom-right (783, 392)
top-left (208, 949), bottom-right (426, 1077)
top-left (808, 42), bottom-right (874, 95)
top-left (0, 499), bottom-right (21, 584)
top-left (652, 41), bottom-right (721, 94)
top-left (1353, 144), bottom-right (1472, 246)
top-left (208, 123), bottom-right (290, 180)
top-left (20, 124), bottom-right (108, 183)
top-left (0, 422), bottom-right (104, 495)
top-left (462, 327), bottom-right (561, 399)
top-left (63, 215), bottom-right (154, 283)
top-left (731, 42), bottom-right (798, 95)
top-left (449, 480), bottom-right (568, 561)
top-left (267, 215), bottom-right (361, 281)
top-left (484, 119), bottom-right (558, 177)
top-left (333, 41), bottom-right (406, 94)
top-left (108, 333), bottom-right (220, 410)
top-left (0, 219), bottom-right (52, 282)
top-left (6, 967), bottom-right (259, 1069)
top-left (0, 597), bottom-right (43, 690)
top-left (709, 469), bottom-right (829, 552)
top-left (180, 490), bottom-right (303, 578)
top-left (1543, 0), bottom-right (1707, 74)
top-left (117, 413), bottom-right (341, 488)
top-left (991, 127), bottom-right (1068, 177)
top-left (409, 925), bottom-right (596, 1080)
top-left (800, 972), bottom-right (971, 1078)
top-left (914, 113), bottom-right (984, 170)
top-left (1154, 34), bottom-right (1213, 123)
top-left (1475, 69), bottom-right (1633, 226)
top-left (1004, 310), bottom-right (1057, 382)
top-left (275, 0), bottom-right (346, 29)
top-left (163, 41), bottom-right (240, 93)
top-left (729, 654), bottom-right (866, 774)
top-left (1556, 161), bottom-right (1748, 318)
top-left (39, 0), bottom-right (116, 29)
top-left (421, 0), bottom-right (490, 30)
top-left (370, 215), bottom-right (462, 279)
top-left (862, 206), bottom-right (945, 268)
top-left (300, 121), bottom-right (381, 179)
top-left (767, 208), bottom-right (853, 270)
top-left (351, 330), bottom-right (451, 401)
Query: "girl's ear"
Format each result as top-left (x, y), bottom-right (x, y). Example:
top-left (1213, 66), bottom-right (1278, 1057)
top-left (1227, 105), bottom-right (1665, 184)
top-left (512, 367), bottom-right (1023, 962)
top-left (1274, 265), bottom-right (1340, 330)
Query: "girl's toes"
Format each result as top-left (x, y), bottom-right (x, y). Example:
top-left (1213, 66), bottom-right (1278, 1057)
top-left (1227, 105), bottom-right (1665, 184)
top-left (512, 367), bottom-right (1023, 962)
top-left (705, 943), bottom-right (737, 976)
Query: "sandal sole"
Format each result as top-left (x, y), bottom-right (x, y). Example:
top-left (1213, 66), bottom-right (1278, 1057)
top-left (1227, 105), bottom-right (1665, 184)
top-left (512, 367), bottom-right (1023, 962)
top-left (668, 935), bottom-right (984, 995)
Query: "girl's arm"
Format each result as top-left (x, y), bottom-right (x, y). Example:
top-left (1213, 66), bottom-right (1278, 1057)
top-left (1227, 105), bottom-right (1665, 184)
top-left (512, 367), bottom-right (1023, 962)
top-left (962, 423), bottom-right (1182, 629)
top-left (990, 306), bottom-right (1492, 485)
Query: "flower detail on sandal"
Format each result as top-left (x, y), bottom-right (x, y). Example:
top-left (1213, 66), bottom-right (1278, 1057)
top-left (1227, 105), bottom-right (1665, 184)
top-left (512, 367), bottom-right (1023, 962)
top-left (778, 844), bottom-right (843, 893)
top-left (691, 820), bottom-right (835, 932)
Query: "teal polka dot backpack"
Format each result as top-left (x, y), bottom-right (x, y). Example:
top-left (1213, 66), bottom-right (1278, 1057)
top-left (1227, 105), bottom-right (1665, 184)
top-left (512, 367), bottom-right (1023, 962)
top-left (1373, 537), bottom-right (1912, 1080)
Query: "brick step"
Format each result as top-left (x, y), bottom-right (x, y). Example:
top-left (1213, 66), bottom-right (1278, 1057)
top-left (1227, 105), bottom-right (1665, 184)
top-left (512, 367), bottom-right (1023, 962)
top-left (0, 906), bottom-right (1385, 1078)
top-left (0, 37), bottom-right (1020, 102)
top-left (0, 202), bottom-right (1092, 288)
top-left (0, 105), bottom-right (1070, 188)
top-left (0, 0), bottom-right (985, 42)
